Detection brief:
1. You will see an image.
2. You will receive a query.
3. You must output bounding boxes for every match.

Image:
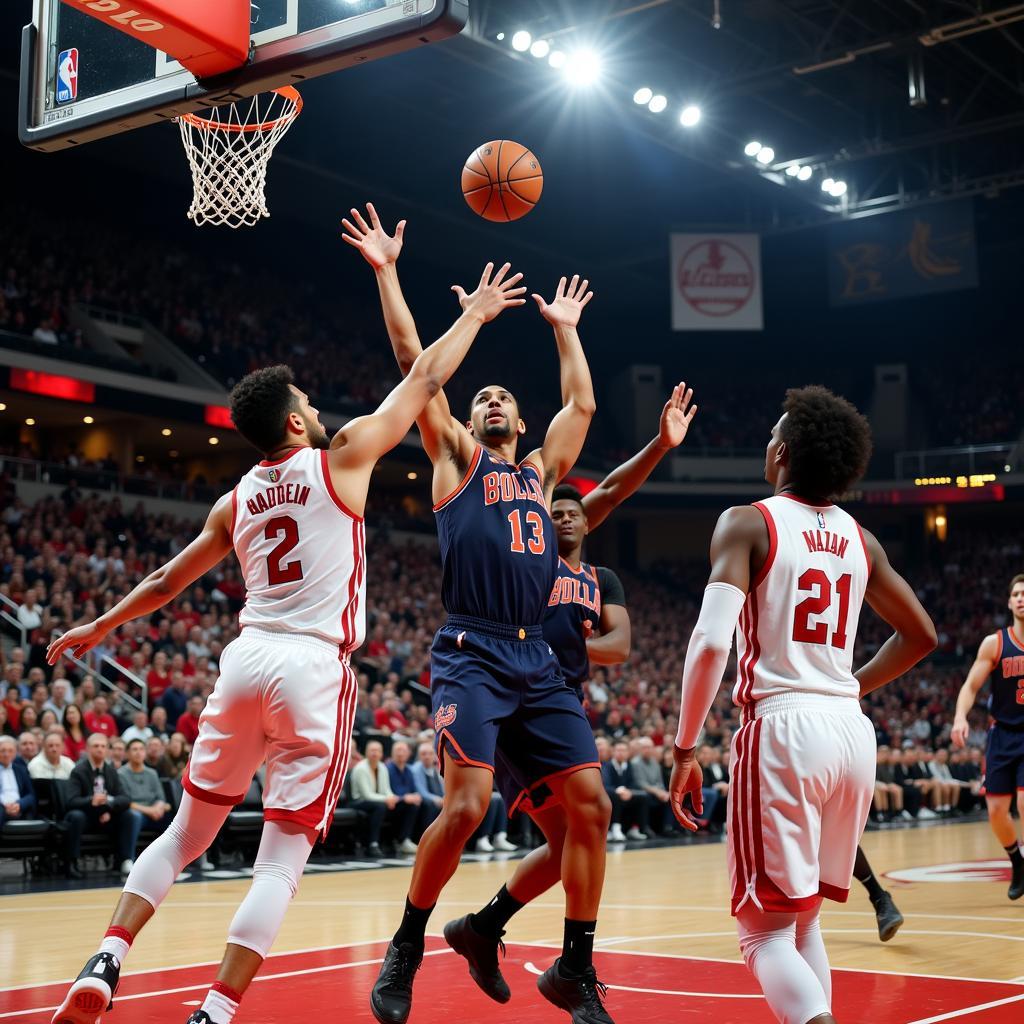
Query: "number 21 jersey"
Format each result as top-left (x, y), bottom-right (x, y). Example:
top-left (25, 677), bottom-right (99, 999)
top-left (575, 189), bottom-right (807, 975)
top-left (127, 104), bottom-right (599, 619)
top-left (733, 493), bottom-right (871, 708)
top-left (233, 447), bottom-right (366, 652)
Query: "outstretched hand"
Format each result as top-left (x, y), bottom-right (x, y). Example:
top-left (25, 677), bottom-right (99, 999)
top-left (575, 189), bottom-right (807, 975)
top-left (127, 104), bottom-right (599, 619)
top-left (533, 275), bottom-right (594, 328)
top-left (341, 202), bottom-right (405, 270)
top-left (658, 382), bottom-right (698, 450)
top-left (46, 620), bottom-right (108, 665)
top-left (452, 262), bottom-right (527, 323)
top-left (668, 745), bottom-right (704, 832)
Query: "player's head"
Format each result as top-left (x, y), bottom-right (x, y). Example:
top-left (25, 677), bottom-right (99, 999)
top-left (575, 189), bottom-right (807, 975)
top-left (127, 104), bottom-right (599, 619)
top-left (1009, 573), bottom-right (1024, 621)
top-left (551, 484), bottom-right (587, 553)
top-left (467, 384), bottom-right (525, 447)
top-left (229, 365), bottom-right (329, 455)
top-left (765, 385), bottom-right (872, 501)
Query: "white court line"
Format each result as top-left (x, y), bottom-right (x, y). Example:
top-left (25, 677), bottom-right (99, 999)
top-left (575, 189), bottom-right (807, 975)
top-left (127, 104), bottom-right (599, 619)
top-left (0, 948), bottom-right (453, 1020)
top-left (522, 961), bottom-right (762, 999)
top-left (905, 992), bottom-right (1024, 1023)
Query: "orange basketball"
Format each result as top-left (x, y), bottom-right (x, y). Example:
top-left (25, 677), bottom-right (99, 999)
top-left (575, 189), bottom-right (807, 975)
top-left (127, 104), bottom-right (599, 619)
top-left (462, 140), bottom-right (543, 222)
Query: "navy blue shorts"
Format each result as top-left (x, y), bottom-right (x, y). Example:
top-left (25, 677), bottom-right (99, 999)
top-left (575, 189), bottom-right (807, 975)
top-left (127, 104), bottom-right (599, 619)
top-left (431, 615), bottom-right (599, 814)
top-left (983, 724), bottom-right (1024, 795)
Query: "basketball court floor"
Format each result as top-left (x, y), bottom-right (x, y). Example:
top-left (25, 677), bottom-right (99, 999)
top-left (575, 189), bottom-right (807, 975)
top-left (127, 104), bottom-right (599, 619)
top-left (3, 820), bottom-right (1022, 1023)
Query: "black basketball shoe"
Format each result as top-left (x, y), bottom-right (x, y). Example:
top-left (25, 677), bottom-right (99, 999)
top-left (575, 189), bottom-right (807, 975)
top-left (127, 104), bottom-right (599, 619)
top-left (1009, 855), bottom-right (1024, 901)
top-left (537, 958), bottom-right (615, 1024)
top-left (443, 915), bottom-right (511, 1003)
top-left (50, 952), bottom-right (121, 1024)
top-left (184, 1014), bottom-right (215, 1024)
top-left (870, 890), bottom-right (905, 942)
top-left (370, 941), bottom-right (423, 1024)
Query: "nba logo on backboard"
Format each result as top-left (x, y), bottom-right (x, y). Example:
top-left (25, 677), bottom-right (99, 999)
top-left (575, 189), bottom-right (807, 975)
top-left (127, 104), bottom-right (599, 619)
top-left (817, 511), bottom-right (826, 528)
top-left (268, 468), bottom-right (280, 483)
top-left (56, 48), bottom-right (78, 104)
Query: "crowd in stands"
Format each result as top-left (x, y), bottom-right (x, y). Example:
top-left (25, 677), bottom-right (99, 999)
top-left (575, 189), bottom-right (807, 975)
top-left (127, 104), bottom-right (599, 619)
top-left (0, 474), bottom-right (1017, 875)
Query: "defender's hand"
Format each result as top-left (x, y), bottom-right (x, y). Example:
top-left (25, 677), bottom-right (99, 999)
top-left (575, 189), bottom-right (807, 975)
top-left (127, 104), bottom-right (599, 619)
top-left (341, 202), bottom-right (405, 270)
top-left (452, 262), bottom-right (527, 323)
top-left (658, 382), bottom-right (698, 450)
top-left (950, 717), bottom-right (969, 749)
top-left (47, 620), bottom-right (108, 664)
top-left (532, 275), bottom-right (594, 328)
top-left (669, 745), bottom-right (703, 832)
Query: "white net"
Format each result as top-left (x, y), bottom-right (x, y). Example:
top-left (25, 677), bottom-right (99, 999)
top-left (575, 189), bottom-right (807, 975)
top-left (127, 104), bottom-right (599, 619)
top-left (177, 87), bottom-right (302, 229)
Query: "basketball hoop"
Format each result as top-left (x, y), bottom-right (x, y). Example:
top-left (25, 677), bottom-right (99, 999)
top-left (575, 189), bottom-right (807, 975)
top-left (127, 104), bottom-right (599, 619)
top-left (177, 87), bottom-right (302, 228)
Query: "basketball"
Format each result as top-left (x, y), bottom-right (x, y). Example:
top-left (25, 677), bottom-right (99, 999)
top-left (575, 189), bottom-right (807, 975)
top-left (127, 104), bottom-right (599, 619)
top-left (462, 139), bottom-right (543, 222)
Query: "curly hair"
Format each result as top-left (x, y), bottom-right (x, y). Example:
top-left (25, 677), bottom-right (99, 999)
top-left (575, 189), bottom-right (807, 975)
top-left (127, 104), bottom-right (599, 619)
top-left (552, 483), bottom-right (585, 507)
top-left (780, 385), bottom-right (872, 500)
top-left (229, 365), bottom-right (297, 454)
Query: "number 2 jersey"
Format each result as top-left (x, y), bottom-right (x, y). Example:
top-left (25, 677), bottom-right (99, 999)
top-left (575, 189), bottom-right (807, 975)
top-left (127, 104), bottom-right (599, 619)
top-left (733, 493), bottom-right (871, 708)
top-left (434, 446), bottom-right (558, 626)
top-left (232, 446), bottom-right (366, 651)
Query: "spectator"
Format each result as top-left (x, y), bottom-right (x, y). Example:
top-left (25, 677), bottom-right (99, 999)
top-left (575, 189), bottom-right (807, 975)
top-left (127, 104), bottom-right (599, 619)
top-left (349, 740), bottom-right (396, 857)
top-left (927, 749), bottom-right (961, 815)
top-left (691, 745), bottom-right (726, 831)
top-left (631, 738), bottom-right (671, 835)
top-left (19, 705), bottom-right (39, 735)
top-left (16, 587), bottom-right (43, 630)
top-left (109, 737), bottom-right (128, 771)
top-left (0, 735), bottom-right (37, 825)
top-left (386, 740), bottom-right (426, 854)
top-left (44, 679), bottom-right (75, 719)
top-left (63, 733), bottom-right (143, 879)
top-left (146, 651), bottom-right (171, 705)
top-left (17, 731), bottom-right (39, 764)
top-left (873, 745), bottom-right (905, 823)
top-left (410, 742), bottom-right (445, 830)
top-left (145, 736), bottom-right (167, 773)
top-left (472, 787), bottom-right (517, 854)
top-left (118, 738), bottom-right (172, 834)
top-left (602, 740), bottom-right (649, 842)
top-left (62, 704), bottom-right (90, 762)
top-left (374, 695), bottom-right (408, 735)
top-left (157, 732), bottom-right (189, 780)
top-left (159, 674), bottom-right (189, 726)
top-left (28, 730), bottom-right (74, 780)
top-left (122, 710), bottom-right (154, 745)
top-left (84, 693), bottom-right (118, 738)
top-left (149, 705), bottom-right (170, 742)
top-left (176, 695), bottom-right (204, 746)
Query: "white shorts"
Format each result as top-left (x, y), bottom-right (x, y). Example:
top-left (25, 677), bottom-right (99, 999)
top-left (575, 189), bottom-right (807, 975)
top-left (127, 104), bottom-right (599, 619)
top-left (183, 627), bottom-right (358, 838)
top-left (728, 692), bottom-right (876, 915)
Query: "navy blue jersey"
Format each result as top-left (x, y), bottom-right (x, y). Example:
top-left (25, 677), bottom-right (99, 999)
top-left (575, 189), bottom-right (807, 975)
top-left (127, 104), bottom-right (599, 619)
top-left (434, 446), bottom-right (558, 625)
top-left (988, 627), bottom-right (1024, 727)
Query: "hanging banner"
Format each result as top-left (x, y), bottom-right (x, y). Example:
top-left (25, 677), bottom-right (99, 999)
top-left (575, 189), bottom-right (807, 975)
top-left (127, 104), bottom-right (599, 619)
top-left (828, 201), bottom-right (978, 306)
top-left (670, 233), bottom-right (763, 331)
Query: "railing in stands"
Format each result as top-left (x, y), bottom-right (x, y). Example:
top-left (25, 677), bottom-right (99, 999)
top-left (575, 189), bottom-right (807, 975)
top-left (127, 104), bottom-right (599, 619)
top-left (0, 593), bottom-right (28, 652)
top-left (894, 443), bottom-right (1018, 480)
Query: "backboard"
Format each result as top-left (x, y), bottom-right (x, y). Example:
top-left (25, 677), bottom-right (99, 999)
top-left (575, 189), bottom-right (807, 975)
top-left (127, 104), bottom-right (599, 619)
top-left (20, 0), bottom-right (468, 151)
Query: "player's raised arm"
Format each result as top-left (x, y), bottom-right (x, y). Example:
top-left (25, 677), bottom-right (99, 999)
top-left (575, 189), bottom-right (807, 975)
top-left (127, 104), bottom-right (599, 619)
top-left (327, 262), bottom-right (524, 490)
top-left (47, 493), bottom-right (235, 664)
top-left (527, 276), bottom-right (596, 495)
top-left (582, 383), bottom-right (697, 531)
top-left (854, 529), bottom-right (937, 699)
top-left (951, 634), bottom-right (1000, 747)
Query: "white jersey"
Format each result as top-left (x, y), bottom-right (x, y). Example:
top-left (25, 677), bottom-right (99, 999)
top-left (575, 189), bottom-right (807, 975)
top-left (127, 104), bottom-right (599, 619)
top-left (232, 446), bottom-right (366, 651)
top-left (732, 493), bottom-right (871, 708)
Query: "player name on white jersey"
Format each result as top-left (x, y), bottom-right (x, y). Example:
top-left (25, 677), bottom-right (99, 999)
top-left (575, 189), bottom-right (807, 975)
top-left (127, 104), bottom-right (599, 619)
top-left (800, 529), bottom-right (850, 559)
top-left (243, 482), bottom-right (312, 516)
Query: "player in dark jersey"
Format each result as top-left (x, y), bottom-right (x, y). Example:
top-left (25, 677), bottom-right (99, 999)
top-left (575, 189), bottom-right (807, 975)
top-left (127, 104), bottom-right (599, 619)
top-left (344, 204), bottom-right (613, 1024)
top-left (952, 572), bottom-right (1024, 900)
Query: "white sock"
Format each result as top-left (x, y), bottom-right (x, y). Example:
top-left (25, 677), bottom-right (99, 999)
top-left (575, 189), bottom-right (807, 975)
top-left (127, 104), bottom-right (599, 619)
top-left (201, 985), bottom-right (239, 1024)
top-left (98, 933), bottom-right (131, 963)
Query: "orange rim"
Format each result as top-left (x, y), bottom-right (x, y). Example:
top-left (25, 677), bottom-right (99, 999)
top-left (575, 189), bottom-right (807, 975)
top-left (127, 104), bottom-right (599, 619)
top-left (179, 86), bottom-right (303, 134)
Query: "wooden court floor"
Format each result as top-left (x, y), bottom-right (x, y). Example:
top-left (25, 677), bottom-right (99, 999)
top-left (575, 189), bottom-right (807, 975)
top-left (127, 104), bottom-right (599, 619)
top-left (3, 821), bottom-right (1023, 1023)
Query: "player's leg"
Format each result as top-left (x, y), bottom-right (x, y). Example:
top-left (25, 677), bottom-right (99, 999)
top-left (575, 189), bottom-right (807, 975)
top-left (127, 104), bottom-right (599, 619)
top-left (982, 725), bottom-right (1024, 898)
top-left (1014, 785), bottom-right (1024, 899)
top-left (852, 846), bottom-right (904, 942)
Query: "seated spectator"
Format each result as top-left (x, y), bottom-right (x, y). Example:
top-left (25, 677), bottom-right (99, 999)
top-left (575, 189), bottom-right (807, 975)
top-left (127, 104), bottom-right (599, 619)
top-left (374, 695), bottom-right (409, 735)
top-left (18, 705), bottom-right (39, 734)
top-left (146, 651), bottom-right (171, 705)
top-left (349, 740), bottom-right (397, 857)
top-left (159, 673), bottom-right (189, 726)
top-left (84, 693), bottom-right (118, 738)
top-left (473, 787), bottom-right (517, 854)
top-left (109, 737), bottom-right (128, 771)
top-left (873, 745), bottom-right (904, 822)
top-left (176, 695), bottom-right (204, 747)
top-left (63, 733), bottom-right (143, 879)
top-left (602, 741), bottom-right (650, 842)
top-left (631, 738), bottom-right (672, 835)
top-left (157, 732), bottom-right (189, 781)
top-left (118, 738), bottom-right (172, 834)
top-left (0, 704), bottom-right (13, 738)
top-left (149, 706), bottom-right (170, 742)
top-left (28, 730), bottom-right (74, 780)
top-left (43, 678), bottom-right (74, 719)
top-left (410, 742), bottom-right (445, 831)
top-left (927, 748), bottom-right (961, 814)
top-left (122, 710), bottom-right (154, 744)
top-left (386, 740), bottom-right (426, 854)
top-left (145, 736), bottom-right (168, 773)
top-left (2, 689), bottom-right (22, 733)
top-left (62, 704), bottom-right (90, 762)
top-left (691, 745), bottom-right (726, 831)
top-left (17, 731), bottom-right (39, 764)
top-left (0, 735), bottom-right (37, 825)
top-left (894, 747), bottom-right (936, 819)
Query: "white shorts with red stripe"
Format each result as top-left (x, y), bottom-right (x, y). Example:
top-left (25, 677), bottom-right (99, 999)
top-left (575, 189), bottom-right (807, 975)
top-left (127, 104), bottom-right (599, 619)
top-left (728, 691), bottom-right (875, 916)
top-left (184, 627), bottom-right (357, 838)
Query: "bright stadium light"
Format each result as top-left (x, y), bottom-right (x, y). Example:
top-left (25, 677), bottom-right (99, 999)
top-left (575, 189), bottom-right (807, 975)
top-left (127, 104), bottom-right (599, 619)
top-left (679, 104), bottom-right (701, 127)
top-left (511, 30), bottom-right (532, 52)
top-left (633, 87), bottom-right (653, 105)
top-left (785, 164), bottom-right (800, 177)
top-left (496, 32), bottom-right (505, 41)
top-left (821, 177), bottom-right (835, 192)
top-left (797, 165), bottom-right (813, 181)
top-left (548, 49), bottom-right (566, 68)
top-left (755, 146), bottom-right (775, 164)
top-left (564, 48), bottom-right (602, 86)
top-left (648, 94), bottom-right (668, 113)
top-left (530, 39), bottom-right (550, 59)
top-left (744, 140), bottom-right (762, 157)
top-left (830, 180), bottom-right (848, 197)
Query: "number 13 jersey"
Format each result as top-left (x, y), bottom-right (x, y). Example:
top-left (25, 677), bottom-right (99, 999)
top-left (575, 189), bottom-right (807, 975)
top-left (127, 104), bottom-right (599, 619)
top-left (733, 493), bottom-right (871, 708)
top-left (233, 447), bottom-right (366, 652)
